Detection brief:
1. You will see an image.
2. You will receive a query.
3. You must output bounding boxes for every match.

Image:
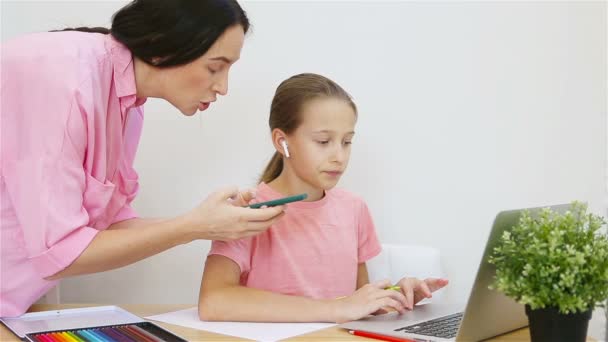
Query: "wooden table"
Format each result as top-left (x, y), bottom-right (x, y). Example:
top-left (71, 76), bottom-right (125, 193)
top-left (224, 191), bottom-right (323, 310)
top-left (0, 304), bottom-right (583, 341)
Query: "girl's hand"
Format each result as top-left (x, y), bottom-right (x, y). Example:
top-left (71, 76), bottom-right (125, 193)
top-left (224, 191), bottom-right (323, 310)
top-left (396, 277), bottom-right (449, 309)
top-left (183, 187), bottom-right (285, 241)
top-left (331, 279), bottom-right (408, 323)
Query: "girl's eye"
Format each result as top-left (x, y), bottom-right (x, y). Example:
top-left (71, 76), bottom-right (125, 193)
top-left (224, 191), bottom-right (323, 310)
top-left (208, 66), bottom-right (219, 74)
top-left (344, 141), bottom-right (352, 145)
top-left (317, 140), bottom-right (329, 145)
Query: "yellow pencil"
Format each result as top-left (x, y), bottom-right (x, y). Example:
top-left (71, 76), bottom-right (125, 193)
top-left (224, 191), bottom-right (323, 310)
top-left (66, 331), bottom-right (85, 342)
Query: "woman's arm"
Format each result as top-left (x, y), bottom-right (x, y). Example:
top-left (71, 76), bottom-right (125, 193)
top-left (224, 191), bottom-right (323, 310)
top-left (198, 255), bottom-right (408, 323)
top-left (46, 188), bottom-right (285, 280)
top-left (46, 217), bottom-right (188, 280)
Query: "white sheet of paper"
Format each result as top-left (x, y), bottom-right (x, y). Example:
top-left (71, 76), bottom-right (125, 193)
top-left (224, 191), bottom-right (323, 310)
top-left (145, 307), bottom-right (336, 342)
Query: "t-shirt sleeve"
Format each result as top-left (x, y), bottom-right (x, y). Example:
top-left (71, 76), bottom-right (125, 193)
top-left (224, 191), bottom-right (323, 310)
top-left (208, 238), bottom-right (253, 276)
top-left (357, 200), bottom-right (382, 263)
top-left (2, 91), bottom-right (100, 278)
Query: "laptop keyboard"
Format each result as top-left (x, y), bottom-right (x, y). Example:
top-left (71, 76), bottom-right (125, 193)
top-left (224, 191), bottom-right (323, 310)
top-left (394, 312), bottom-right (463, 339)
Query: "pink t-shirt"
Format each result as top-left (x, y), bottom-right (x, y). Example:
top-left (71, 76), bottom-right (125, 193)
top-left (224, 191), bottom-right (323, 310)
top-left (209, 182), bottom-right (382, 299)
top-left (0, 32), bottom-right (146, 316)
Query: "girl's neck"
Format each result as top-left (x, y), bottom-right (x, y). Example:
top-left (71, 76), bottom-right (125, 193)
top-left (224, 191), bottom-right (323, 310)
top-left (267, 171), bottom-right (324, 202)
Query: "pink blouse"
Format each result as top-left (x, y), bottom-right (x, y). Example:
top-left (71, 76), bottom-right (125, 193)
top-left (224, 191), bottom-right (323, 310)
top-left (1, 31), bottom-right (146, 316)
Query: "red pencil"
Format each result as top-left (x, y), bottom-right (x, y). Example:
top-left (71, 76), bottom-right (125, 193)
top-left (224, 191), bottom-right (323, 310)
top-left (348, 329), bottom-right (416, 342)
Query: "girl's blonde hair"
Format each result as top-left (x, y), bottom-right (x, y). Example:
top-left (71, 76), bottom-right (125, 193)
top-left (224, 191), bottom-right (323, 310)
top-left (259, 73), bottom-right (357, 183)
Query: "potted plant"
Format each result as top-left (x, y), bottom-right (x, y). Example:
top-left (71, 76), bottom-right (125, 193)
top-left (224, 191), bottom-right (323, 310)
top-left (488, 201), bottom-right (608, 342)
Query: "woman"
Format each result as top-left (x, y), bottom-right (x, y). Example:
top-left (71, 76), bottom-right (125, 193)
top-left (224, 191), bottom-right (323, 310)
top-left (0, 0), bottom-right (284, 317)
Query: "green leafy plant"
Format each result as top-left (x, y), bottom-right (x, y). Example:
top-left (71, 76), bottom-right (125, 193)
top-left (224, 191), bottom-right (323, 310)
top-left (488, 201), bottom-right (608, 314)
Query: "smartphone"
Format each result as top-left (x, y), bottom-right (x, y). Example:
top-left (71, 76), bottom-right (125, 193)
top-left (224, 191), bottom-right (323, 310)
top-left (248, 193), bottom-right (308, 209)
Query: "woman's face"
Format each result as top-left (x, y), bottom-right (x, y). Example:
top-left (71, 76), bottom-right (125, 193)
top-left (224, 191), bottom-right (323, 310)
top-left (158, 25), bottom-right (245, 116)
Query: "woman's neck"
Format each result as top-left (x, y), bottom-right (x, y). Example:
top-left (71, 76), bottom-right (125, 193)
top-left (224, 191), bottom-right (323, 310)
top-left (133, 57), bottom-right (163, 99)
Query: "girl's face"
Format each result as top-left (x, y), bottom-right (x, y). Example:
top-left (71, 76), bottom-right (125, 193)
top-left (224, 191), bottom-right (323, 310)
top-left (285, 97), bottom-right (357, 191)
top-left (156, 25), bottom-right (245, 116)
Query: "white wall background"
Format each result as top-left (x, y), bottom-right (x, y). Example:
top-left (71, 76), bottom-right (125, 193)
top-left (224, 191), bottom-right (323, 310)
top-left (2, 1), bottom-right (606, 307)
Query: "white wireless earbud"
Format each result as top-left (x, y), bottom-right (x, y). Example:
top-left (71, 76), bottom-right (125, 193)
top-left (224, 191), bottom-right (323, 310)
top-left (281, 139), bottom-right (290, 158)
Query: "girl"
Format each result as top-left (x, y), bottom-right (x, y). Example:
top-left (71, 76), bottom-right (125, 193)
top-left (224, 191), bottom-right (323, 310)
top-left (198, 73), bottom-right (448, 323)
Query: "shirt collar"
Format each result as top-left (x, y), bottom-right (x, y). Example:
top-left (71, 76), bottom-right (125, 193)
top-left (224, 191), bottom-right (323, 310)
top-left (105, 35), bottom-right (147, 114)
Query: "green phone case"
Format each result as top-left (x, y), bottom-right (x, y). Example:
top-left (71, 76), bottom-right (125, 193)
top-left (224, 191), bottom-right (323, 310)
top-left (248, 193), bottom-right (308, 208)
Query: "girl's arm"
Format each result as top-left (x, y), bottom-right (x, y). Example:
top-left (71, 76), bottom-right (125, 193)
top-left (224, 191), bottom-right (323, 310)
top-left (198, 255), bottom-right (408, 323)
top-left (357, 262), bottom-right (370, 289)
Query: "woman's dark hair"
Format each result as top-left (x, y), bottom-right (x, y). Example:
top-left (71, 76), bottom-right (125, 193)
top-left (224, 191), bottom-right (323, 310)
top-left (52, 0), bottom-right (250, 67)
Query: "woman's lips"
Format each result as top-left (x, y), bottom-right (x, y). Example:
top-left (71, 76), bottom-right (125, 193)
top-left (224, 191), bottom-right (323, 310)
top-left (198, 102), bottom-right (210, 111)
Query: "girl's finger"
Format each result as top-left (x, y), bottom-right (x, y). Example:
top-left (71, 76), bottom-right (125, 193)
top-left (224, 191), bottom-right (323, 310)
top-left (379, 297), bottom-right (405, 314)
top-left (414, 281), bottom-right (433, 304)
top-left (371, 279), bottom-right (393, 290)
top-left (425, 277), bottom-right (450, 292)
top-left (371, 308), bottom-right (390, 315)
top-left (400, 280), bottom-right (415, 310)
top-left (377, 288), bottom-right (408, 308)
top-left (418, 281), bottom-right (432, 298)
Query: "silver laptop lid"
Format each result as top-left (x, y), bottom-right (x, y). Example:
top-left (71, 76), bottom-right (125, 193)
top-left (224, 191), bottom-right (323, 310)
top-left (456, 204), bottom-right (570, 341)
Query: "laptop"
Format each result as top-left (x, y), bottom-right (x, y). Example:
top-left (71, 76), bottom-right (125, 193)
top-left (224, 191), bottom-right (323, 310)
top-left (340, 204), bottom-right (570, 341)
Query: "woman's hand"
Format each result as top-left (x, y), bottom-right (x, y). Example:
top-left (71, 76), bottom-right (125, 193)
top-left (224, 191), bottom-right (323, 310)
top-left (330, 279), bottom-right (408, 323)
top-left (396, 277), bottom-right (449, 310)
top-left (183, 186), bottom-right (285, 241)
